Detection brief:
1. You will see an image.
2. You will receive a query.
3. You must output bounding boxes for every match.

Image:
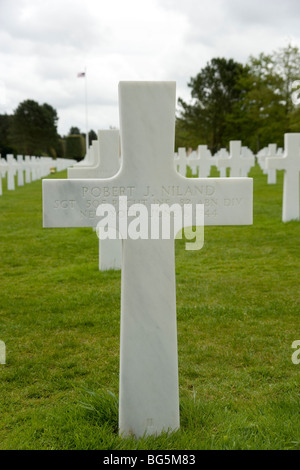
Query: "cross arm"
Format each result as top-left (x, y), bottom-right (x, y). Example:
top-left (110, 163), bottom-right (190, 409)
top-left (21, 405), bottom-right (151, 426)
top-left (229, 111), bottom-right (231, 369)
top-left (265, 157), bottom-right (287, 171)
top-left (217, 158), bottom-right (231, 168)
top-left (179, 176), bottom-right (253, 225)
top-left (43, 176), bottom-right (253, 228)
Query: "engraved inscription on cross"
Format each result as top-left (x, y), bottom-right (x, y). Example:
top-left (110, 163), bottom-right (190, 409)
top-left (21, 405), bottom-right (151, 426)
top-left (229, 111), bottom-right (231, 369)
top-left (266, 133), bottom-right (300, 222)
top-left (43, 81), bottom-right (253, 438)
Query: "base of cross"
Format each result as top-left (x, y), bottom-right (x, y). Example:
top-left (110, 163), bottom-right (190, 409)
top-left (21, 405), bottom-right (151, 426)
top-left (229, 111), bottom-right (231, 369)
top-left (119, 238), bottom-right (179, 437)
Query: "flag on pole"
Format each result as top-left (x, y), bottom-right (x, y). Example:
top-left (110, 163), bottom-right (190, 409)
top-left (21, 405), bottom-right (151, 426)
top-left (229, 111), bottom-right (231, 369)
top-left (77, 67), bottom-right (88, 156)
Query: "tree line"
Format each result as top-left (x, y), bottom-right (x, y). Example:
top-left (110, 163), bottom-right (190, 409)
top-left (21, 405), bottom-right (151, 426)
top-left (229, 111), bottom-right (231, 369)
top-left (176, 44), bottom-right (300, 153)
top-left (1, 44), bottom-right (300, 159)
top-left (0, 100), bottom-right (97, 160)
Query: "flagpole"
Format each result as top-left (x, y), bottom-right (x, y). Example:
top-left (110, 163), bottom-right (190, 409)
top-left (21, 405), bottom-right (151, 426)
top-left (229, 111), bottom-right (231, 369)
top-left (84, 66), bottom-right (88, 156)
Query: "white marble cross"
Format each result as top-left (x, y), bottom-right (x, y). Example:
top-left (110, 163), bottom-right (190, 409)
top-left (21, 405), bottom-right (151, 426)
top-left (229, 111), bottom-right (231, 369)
top-left (68, 130), bottom-right (122, 270)
top-left (39, 157), bottom-right (53, 178)
top-left (218, 141), bottom-right (254, 177)
top-left (43, 81), bottom-right (253, 438)
top-left (0, 158), bottom-right (9, 196)
top-left (0, 340), bottom-right (5, 364)
top-left (176, 147), bottom-right (187, 176)
top-left (197, 145), bottom-right (213, 178)
top-left (30, 156), bottom-right (38, 181)
top-left (17, 155), bottom-right (25, 186)
top-left (186, 150), bottom-right (199, 176)
top-left (6, 155), bottom-right (17, 190)
top-left (215, 148), bottom-right (229, 177)
top-left (36, 157), bottom-right (42, 180)
top-left (256, 147), bottom-right (267, 172)
top-left (265, 144), bottom-right (277, 185)
top-left (57, 158), bottom-right (78, 172)
top-left (24, 156), bottom-right (32, 183)
top-left (241, 147), bottom-right (255, 177)
top-left (266, 133), bottom-right (300, 222)
top-left (257, 144), bottom-right (278, 184)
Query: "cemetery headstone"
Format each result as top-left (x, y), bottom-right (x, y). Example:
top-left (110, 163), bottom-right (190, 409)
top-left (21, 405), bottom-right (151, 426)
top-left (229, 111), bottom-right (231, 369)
top-left (36, 157), bottom-right (42, 180)
top-left (215, 148), bottom-right (229, 177)
top-left (39, 157), bottom-right (53, 178)
top-left (187, 150), bottom-right (199, 176)
top-left (266, 133), bottom-right (300, 222)
top-left (6, 155), bottom-right (17, 190)
top-left (0, 340), bottom-right (5, 364)
top-left (30, 157), bottom-right (38, 181)
top-left (24, 156), bottom-right (32, 183)
top-left (0, 158), bottom-right (9, 196)
top-left (43, 81), bottom-right (253, 438)
top-left (257, 144), bottom-right (278, 184)
top-left (218, 141), bottom-right (254, 177)
top-left (256, 147), bottom-right (268, 173)
top-left (277, 147), bottom-right (284, 157)
top-left (176, 147), bottom-right (187, 176)
top-left (197, 145), bottom-right (213, 178)
top-left (17, 155), bottom-right (25, 186)
top-left (265, 144), bottom-right (277, 185)
top-left (241, 147), bottom-right (255, 177)
top-left (55, 158), bottom-right (77, 172)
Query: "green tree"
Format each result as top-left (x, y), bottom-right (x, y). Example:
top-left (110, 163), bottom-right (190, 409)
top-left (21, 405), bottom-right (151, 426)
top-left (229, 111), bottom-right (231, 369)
top-left (69, 126), bottom-right (81, 135)
top-left (177, 45), bottom-right (300, 153)
top-left (65, 134), bottom-right (85, 160)
top-left (10, 99), bottom-right (59, 155)
top-left (233, 45), bottom-right (300, 151)
top-left (56, 138), bottom-right (66, 158)
top-left (177, 58), bottom-right (249, 153)
top-left (229, 53), bottom-right (287, 151)
top-left (274, 43), bottom-right (300, 119)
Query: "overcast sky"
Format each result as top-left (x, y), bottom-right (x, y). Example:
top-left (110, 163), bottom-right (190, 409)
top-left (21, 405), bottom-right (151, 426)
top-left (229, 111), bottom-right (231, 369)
top-left (1, 0), bottom-right (300, 136)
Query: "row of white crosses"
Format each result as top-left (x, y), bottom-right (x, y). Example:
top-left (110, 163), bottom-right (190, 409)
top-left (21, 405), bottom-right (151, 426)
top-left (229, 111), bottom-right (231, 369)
top-left (179, 137), bottom-right (299, 226)
top-left (175, 141), bottom-right (255, 178)
top-left (0, 154), bottom-right (25, 193)
top-left (56, 158), bottom-right (78, 172)
top-left (175, 145), bottom-right (215, 177)
top-left (190, 146), bottom-right (215, 177)
top-left (43, 81), bottom-right (253, 438)
top-left (214, 148), bottom-right (229, 177)
top-left (0, 158), bottom-right (9, 195)
top-left (0, 155), bottom-right (76, 194)
top-left (257, 144), bottom-right (284, 185)
top-left (265, 133), bottom-right (300, 222)
top-left (216, 141), bottom-right (255, 177)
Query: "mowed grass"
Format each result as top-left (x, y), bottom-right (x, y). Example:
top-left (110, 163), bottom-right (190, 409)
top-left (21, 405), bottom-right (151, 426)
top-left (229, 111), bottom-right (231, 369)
top-left (0, 164), bottom-right (299, 450)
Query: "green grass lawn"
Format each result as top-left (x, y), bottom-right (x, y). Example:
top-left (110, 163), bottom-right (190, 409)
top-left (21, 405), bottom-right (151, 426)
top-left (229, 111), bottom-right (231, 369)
top-left (0, 164), bottom-right (299, 450)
